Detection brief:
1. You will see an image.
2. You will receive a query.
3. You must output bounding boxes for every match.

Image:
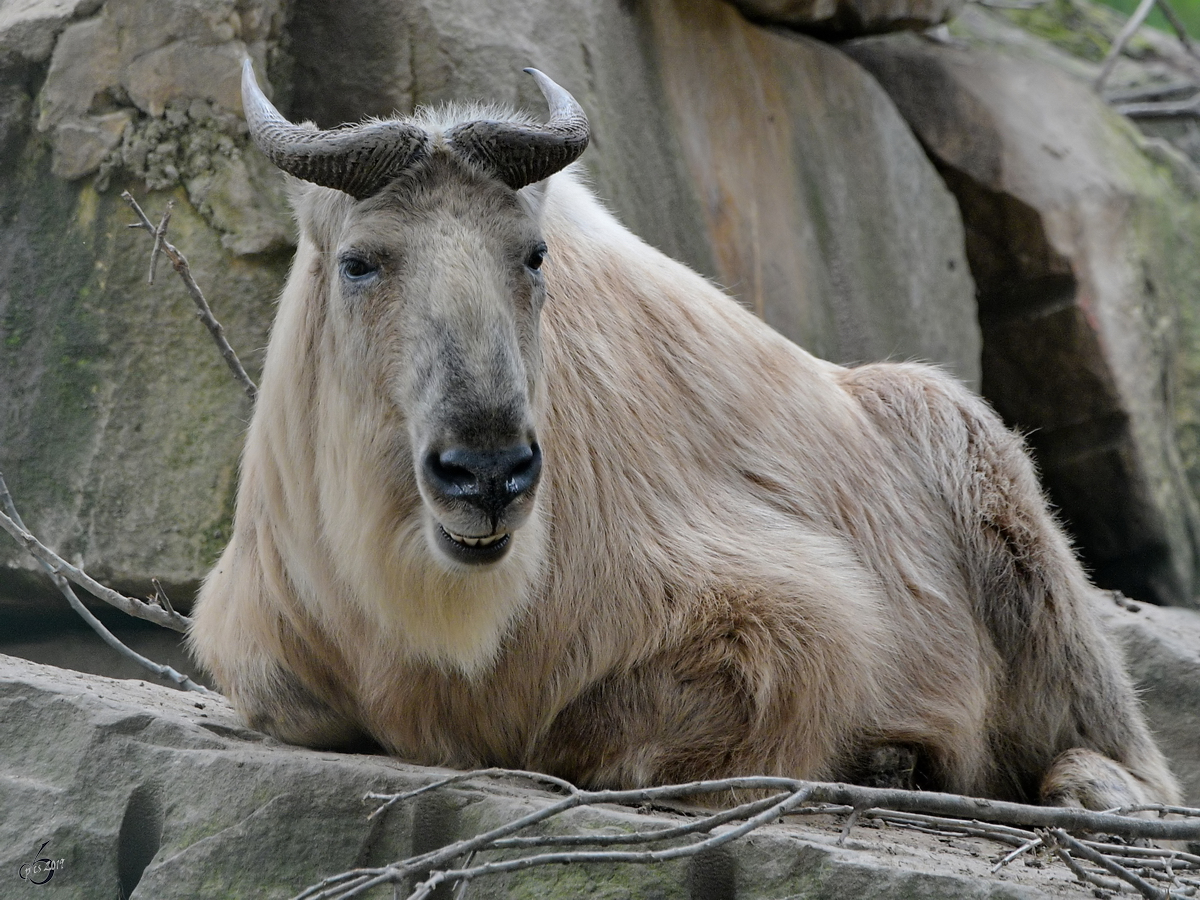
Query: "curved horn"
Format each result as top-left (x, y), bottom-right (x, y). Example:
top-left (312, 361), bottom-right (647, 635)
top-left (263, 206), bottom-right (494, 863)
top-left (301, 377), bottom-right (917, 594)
top-left (447, 69), bottom-right (590, 190)
top-left (240, 59), bottom-right (431, 200)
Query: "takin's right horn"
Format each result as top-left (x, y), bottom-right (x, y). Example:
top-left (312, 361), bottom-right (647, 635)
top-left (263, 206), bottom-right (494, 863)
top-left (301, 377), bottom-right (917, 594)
top-left (446, 68), bottom-right (590, 190)
top-left (240, 59), bottom-right (431, 200)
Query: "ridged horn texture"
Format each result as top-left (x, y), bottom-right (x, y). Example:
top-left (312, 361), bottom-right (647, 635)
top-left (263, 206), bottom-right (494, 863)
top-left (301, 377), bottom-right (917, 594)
top-left (240, 59), bottom-right (431, 200)
top-left (241, 61), bottom-right (589, 198)
top-left (447, 68), bottom-right (590, 190)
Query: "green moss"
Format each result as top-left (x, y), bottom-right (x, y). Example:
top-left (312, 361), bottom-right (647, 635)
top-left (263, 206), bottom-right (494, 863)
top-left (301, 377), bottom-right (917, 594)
top-left (0, 145), bottom-right (107, 520)
top-left (995, 0), bottom-right (1135, 61)
top-left (198, 465), bottom-right (238, 572)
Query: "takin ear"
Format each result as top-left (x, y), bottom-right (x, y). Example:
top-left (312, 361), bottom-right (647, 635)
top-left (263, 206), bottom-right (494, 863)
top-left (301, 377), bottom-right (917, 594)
top-left (518, 179), bottom-right (550, 219)
top-left (286, 176), bottom-right (355, 253)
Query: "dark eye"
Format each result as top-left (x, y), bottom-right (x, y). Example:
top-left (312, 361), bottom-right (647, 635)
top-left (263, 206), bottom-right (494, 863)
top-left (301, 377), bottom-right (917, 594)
top-left (339, 254), bottom-right (379, 283)
top-left (526, 242), bottom-right (547, 271)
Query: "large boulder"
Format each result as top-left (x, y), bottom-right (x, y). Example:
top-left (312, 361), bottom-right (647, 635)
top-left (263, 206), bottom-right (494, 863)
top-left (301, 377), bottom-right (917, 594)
top-left (724, 0), bottom-right (964, 37)
top-left (1, 0), bottom-right (978, 609)
top-left (847, 11), bottom-right (1200, 608)
top-left (1099, 593), bottom-right (1200, 805)
top-left (0, 653), bottom-right (1150, 899)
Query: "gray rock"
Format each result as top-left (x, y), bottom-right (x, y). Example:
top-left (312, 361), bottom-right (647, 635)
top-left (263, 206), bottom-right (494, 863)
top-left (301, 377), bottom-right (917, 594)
top-left (50, 109), bottom-right (132, 180)
top-left (0, 0), bottom-right (102, 66)
top-left (0, 653), bottom-right (1114, 898)
top-left (847, 25), bottom-right (1200, 608)
top-left (725, 0), bottom-right (964, 37)
top-left (1099, 593), bottom-right (1200, 805)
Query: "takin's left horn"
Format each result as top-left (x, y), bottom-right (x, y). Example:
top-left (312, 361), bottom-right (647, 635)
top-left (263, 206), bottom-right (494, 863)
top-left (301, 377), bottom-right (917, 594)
top-left (240, 58), bottom-right (432, 200)
top-left (447, 68), bottom-right (590, 190)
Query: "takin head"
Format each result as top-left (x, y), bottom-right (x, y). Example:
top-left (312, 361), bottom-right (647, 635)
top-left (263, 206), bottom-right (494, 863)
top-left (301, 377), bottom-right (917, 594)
top-left (241, 62), bottom-right (589, 573)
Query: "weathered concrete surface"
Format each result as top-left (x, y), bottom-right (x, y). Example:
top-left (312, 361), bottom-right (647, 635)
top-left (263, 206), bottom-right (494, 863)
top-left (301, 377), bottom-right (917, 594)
top-left (847, 20), bottom-right (1200, 608)
top-left (2, 0), bottom-right (977, 607)
top-left (0, 653), bottom-right (1130, 899)
top-left (724, 0), bottom-right (964, 37)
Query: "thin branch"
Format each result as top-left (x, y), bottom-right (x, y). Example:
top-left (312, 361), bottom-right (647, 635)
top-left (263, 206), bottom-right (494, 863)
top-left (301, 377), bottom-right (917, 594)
top-left (1052, 829), bottom-right (1168, 899)
top-left (1105, 80), bottom-right (1199, 104)
top-left (0, 475), bottom-right (189, 632)
top-left (0, 474), bottom-right (209, 690)
top-left (1156, 0), bottom-right (1199, 57)
top-left (370, 772), bottom-right (1200, 841)
top-left (403, 788), bottom-right (815, 900)
top-left (489, 793), bottom-right (788, 851)
top-left (1113, 95), bottom-right (1200, 116)
top-left (1054, 844), bottom-right (1128, 893)
top-left (148, 201), bottom-right (173, 285)
top-left (992, 835), bottom-right (1044, 872)
top-left (974, 0), bottom-right (1049, 8)
top-left (1095, 0), bottom-right (1159, 92)
top-left (122, 192), bottom-right (258, 402)
top-left (301, 769), bottom-right (1200, 900)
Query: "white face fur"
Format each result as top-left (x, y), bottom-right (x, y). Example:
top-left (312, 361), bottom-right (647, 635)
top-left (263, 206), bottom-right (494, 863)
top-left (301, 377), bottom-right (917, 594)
top-left (307, 158), bottom-right (551, 575)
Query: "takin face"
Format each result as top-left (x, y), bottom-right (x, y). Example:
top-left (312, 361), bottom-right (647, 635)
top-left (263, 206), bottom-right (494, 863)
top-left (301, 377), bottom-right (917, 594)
top-left (322, 159), bottom-right (549, 569)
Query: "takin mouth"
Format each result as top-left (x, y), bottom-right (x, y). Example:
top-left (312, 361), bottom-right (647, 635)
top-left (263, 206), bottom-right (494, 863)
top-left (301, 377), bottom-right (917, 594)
top-left (437, 525), bottom-right (512, 565)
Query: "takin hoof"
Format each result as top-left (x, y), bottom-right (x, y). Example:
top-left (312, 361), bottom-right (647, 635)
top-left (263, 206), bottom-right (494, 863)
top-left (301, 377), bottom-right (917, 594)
top-left (1039, 748), bottom-right (1152, 810)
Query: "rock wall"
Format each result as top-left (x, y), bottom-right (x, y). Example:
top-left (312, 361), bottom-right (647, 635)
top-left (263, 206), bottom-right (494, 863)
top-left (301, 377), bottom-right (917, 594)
top-left (0, 0), bottom-right (978, 608)
top-left (848, 6), bottom-right (1200, 607)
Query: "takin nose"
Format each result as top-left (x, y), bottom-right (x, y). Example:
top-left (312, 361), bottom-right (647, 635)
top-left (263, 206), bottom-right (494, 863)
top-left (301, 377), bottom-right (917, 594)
top-left (422, 442), bottom-right (543, 524)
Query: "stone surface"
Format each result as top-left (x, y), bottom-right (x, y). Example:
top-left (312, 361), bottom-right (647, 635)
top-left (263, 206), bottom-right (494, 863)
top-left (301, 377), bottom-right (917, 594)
top-left (50, 109), bottom-right (132, 179)
top-left (847, 20), bottom-right (1200, 608)
top-left (2, 0), bottom-right (977, 607)
top-left (725, 0), bottom-right (964, 37)
top-left (0, 653), bottom-right (1134, 899)
top-left (0, 160), bottom-right (284, 608)
top-left (0, 0), bottom-right (101, 66)
top-left (1099, 593), bottom-right (1200, 806)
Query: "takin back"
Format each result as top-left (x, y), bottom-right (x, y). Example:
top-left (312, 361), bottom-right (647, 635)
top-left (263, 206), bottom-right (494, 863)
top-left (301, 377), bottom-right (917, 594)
top-left (190, 63), bottom-right (1180, 808)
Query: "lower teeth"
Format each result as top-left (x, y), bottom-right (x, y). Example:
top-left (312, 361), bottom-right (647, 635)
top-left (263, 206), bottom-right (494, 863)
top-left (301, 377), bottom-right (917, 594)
top-left (446, 529), bottom-right (506, 548)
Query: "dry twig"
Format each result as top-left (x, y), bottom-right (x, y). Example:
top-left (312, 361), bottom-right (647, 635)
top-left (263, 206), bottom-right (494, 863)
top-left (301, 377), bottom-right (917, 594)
top-left (1051, 829), bottom-right (1168, 899)
top-left (1159, 0), bottom-right (1200, 55)
top-left (1096, 0), bottom-right (1160, 92)
top-left (1, 475), bottom-right (209, 691)
top-left (1114, 94), bottom-right (1200, 116)
top-left (122, 192), bottom-right (258, 402)
top-left (296, 769), bottom-right (1200, 900)
top-left (0, 482), bottom-right (190, 633)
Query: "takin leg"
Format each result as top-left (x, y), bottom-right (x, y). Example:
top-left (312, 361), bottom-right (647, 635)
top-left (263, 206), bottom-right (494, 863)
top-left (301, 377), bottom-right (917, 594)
top-left (846, 364), bottom-right (1180, 808)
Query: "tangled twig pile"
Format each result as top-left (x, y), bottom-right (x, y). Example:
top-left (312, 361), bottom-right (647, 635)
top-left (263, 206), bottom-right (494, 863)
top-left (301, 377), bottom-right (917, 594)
top-left (294, 769), bottom-right (1200, 900)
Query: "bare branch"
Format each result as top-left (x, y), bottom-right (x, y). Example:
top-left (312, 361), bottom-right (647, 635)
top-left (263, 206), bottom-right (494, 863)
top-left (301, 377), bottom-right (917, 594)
top-left (0, 473), bottom-right (208, 689)
top-left (0, 474), bottom-right (190, 633)
top-left (148, 201), bottom-right (173, 285)
top-left (1113, 95), bottom-right (1200, 117)
top-left (1053, 843), bottom-right (1128, 893)
top-left (1095, 0), bottom-right (1159, 92)
top-left (122, 192), bottom-right (258, 402)
top-left (1051, 829), bottom-right (1168, 899)
top-left (991, 835), bottom-right (1044, 872)
top-left (300, 768), bottom-right (1200, 900)
top-left (973, 0), bottom-right (1048, 9)
top-left (1104, 80), bottom-right (1199, 104)
top-left (1156, 0), bottom-right (1199, 57)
